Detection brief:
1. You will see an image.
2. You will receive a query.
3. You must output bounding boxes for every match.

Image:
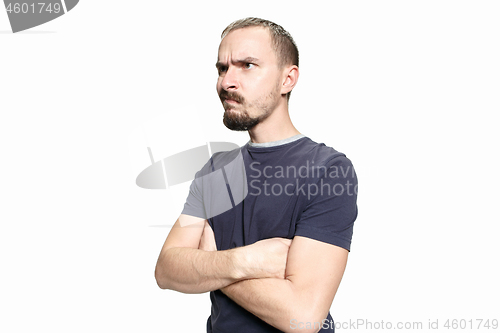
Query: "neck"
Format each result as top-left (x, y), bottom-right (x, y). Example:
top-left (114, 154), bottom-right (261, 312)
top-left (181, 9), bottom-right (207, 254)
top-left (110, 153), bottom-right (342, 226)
top-left (248, 101), bottom-right (300, 144)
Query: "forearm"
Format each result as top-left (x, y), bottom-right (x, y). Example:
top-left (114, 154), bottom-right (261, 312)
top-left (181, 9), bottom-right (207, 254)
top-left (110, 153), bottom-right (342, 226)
top-left (222, 278), bottom-right (325, 333)
top-left (155, 247), bottom-right (244, 293)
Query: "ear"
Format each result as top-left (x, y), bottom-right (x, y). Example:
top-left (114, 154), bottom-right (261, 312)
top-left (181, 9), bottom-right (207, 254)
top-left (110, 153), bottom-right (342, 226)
top-left (281, 65), bottom-right (299, 95)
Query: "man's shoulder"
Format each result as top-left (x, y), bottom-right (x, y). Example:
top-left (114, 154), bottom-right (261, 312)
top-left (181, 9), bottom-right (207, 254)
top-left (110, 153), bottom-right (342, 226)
top-left (194, 145), bottom-right (243, 178)
top-left (211, 145), bottom-right (243, 168)
top-left (299, 137), bottom-right (350, 168)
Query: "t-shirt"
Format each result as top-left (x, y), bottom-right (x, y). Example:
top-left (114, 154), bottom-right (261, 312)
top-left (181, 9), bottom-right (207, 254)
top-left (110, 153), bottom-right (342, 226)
top-left (182, 135), bottom-right (358, 333)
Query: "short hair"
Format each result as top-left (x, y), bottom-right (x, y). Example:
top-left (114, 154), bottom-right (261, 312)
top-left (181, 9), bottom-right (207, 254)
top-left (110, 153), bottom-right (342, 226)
top-left (221, 17), bottom-right (299, 101)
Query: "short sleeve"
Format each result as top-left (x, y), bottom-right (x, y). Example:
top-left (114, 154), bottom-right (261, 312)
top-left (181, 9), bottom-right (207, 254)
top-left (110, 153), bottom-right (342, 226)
top-left (181, 148), bottom-right (246, 220)
top-left (294, 156), bottom-right (358, 251)
top-left (181, 167), bottom-right (208, 219)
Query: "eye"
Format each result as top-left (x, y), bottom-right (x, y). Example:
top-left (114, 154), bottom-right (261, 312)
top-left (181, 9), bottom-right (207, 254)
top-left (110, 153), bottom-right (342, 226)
top-left (217, 66), bottom-right (227, 74)
top-left (244, 63), bottom-right (255, 69)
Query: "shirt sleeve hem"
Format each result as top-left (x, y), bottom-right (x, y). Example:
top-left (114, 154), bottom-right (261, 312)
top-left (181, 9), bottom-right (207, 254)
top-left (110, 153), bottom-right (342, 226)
top-left (180, 208), bottom-right (207, 220)
top-left (294, 224), bottom-right (351, 251)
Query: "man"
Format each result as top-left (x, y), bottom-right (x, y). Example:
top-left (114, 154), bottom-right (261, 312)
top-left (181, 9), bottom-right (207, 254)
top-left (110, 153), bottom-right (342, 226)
top-left (155, 18), bottom-right (358, 333)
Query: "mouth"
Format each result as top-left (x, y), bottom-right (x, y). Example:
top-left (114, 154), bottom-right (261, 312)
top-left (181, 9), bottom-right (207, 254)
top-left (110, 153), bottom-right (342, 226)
top-left (220, 91), bottom-right (243, 106)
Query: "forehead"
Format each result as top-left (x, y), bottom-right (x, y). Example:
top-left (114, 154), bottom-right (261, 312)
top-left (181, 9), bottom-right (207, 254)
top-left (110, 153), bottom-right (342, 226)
top-left (218, 26), bottom-right (275, 62)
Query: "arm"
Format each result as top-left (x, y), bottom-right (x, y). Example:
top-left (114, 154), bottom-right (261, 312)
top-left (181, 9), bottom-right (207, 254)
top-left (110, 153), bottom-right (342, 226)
top-left (221, 236), bottom-right (348, 333)
top-left (154, 214), bottom-right (239, 293)
top-left (155, 214), bottom-right (291, 294)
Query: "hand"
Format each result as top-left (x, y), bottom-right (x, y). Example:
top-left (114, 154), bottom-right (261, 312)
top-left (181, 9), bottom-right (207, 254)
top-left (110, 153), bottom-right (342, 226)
top-left (198, 220), bottom-right (217, 252)
top-left (237, 237), bottom-right (292, 280)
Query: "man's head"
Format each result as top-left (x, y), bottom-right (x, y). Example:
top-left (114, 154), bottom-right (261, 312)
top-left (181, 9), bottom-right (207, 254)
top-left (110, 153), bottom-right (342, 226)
top-left (216, 18), bottom-right (299, 131)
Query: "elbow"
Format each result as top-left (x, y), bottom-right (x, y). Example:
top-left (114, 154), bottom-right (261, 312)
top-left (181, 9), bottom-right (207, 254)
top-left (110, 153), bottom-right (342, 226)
top-left (154, 267), bottom-right (167, 289)
top-left (155, 247), bottom-right (179, 290)
top-left (154, 259), bottom-right (172, 290)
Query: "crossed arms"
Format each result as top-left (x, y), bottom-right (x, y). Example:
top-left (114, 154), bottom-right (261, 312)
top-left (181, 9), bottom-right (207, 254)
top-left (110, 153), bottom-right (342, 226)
top-left (155, 214), bottom-right (348, 333)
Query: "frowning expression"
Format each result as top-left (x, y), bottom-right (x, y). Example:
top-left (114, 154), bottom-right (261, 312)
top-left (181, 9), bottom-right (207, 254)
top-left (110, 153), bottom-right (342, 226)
top-left (216, 26), bottom-right (283, 131)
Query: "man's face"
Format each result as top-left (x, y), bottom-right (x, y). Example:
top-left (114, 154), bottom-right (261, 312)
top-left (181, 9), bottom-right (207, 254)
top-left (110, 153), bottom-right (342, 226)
top-left (216, 27), bottom-right (283, 131)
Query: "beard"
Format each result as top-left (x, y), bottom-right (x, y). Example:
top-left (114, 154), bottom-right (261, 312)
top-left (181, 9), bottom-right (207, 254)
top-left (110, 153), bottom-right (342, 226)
top-left (222, 105), bottom-right (267, 131)
top-left (223, 110), bottom-right (262, 131)
top-left (220, 85), bottom-right (280, 131)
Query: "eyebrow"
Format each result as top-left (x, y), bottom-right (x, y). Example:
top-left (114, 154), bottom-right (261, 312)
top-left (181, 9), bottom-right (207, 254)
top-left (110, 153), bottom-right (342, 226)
top-left (215, 57), bottom-right (260, 69)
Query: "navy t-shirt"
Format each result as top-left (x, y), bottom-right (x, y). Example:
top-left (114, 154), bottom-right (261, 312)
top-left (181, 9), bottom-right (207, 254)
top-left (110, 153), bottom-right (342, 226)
top-left (182, 135), bottom-right (358, 333)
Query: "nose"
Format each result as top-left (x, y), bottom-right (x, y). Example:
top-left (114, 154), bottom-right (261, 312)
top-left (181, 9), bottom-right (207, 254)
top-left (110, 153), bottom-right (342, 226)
top-left (220, 66), bottom-right (239, 91)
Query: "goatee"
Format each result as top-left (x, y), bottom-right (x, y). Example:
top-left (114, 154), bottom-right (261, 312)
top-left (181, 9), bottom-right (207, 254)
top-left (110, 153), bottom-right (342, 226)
top-left (223, 109), bottom-right (261, 131)
top-left (219, 89), bottom-right (273, 131)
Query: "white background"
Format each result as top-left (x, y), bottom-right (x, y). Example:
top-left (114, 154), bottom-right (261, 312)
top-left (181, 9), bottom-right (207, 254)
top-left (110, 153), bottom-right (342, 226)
top-left (1, 1), bottom-right (499, 332)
